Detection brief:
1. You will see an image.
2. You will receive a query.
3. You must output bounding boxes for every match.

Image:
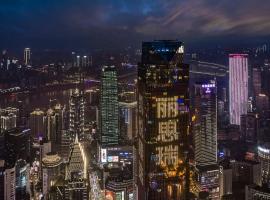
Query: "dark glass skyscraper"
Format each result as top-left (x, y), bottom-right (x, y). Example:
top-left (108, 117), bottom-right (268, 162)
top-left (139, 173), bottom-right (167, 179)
top-left (194, 81), bottom-right (217, 166)
top-left (100, 66), bottom-right (119, 147)
top-left (135, 40), bottom-right (189, 200)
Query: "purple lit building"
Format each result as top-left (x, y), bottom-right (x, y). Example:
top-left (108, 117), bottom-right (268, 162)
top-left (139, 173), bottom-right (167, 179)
top-left (229, 54), bottom-right (248, 125)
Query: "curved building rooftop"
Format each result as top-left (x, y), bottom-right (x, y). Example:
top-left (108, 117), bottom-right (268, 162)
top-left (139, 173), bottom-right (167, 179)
top-left (42, 152), bottom-right (62, 168)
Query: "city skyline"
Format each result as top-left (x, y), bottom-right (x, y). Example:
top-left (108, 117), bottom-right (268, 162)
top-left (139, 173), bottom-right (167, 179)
top-left (1, 1), bottom-right (270, 200)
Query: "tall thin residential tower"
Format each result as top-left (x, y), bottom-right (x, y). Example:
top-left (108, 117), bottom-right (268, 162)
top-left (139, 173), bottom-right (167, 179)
top-left (229, 54), bottom-right (248, 125)
top-left (69, 89), bottom-right (85, 141)
top-left (100, 66), bottom-right (119, 147)
top-left (24, 48), bottom-right (31, 65)
top-left (136, 40), bottom-right (189, 200)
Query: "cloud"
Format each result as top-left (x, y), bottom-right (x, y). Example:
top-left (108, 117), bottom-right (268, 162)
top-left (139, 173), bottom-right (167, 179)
top-left (0, 0), bottom-right (270, 49)
top-left (135, 0), bottom-right (270, 38)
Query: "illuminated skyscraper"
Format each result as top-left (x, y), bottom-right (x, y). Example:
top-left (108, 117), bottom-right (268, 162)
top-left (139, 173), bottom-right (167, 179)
top-left (69, 89), bottom-right (85, 141)
top-left (229, 54), bottom-right (248, 125)
top-left (194, 81), bottom-right (217, 166)
top-left (136, 40), bottom-right (189, 200)
top-left (42, 153), bottom-right (62, 197)
top-left (193, 82), bottom-right (219, 199)
top-left (100, 66), bottom-right (119, 147)
top-left (24, 48), bottom-right (30, 65)
top-left (65, 135), bottom-right (88, 200)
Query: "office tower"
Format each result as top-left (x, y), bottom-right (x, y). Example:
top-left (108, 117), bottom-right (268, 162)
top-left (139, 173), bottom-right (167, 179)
top-left (136, 40), bottom-right (189, 200)
top-left (229, 54), bottom-right (248, 125)
top-left (69, 89), bottom-right (85, 141)
top-left (253, 67), bottom-right (262, 97)
top-left (100, 66), bottom-right (119, 147)
top-left (65, 135), bottom-right (88, 200)
top-left (15, 159), bottom-right (30, 199)
top-left (194, 82), bottom-right (217, 166)
top-left (119, 101), bottom-right (137, 141)
top-left (24, 48), bottom-right (31, 65)
top-left (42, 152), bottom-right (62, 197)
top-left (4, 128), bottom-right (30, 168)
top-left (4, 166), bottom-right (15, 200)
top-left (193, 82), bottom-right (219, 199)
top-left (29, 108), bottom-right (45, 140)
top-left (240, 113), bottom-right (259, 144)
top-left (256, 93), bottom-right (269, 115)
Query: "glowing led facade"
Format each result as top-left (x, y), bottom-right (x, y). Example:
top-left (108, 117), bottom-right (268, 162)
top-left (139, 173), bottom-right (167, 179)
top-left (136, 40), bottom-right (189, 200)
top-left (229, 54), bottom-right (248, 125)
top-left (100, 66), bottom-right (119, 147)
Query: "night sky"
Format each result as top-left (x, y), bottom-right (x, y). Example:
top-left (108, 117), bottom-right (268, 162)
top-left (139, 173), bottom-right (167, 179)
top-left (1, 0), bottom-right (270, 51)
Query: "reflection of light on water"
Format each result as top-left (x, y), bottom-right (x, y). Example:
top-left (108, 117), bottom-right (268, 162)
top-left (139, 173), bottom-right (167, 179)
top-left (1, 88), bottom-right (76, 111)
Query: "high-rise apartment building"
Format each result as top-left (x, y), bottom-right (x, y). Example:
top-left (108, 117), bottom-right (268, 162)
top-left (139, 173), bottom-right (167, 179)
top-left (24, 48), bottom-right (31, 65)
top-left (229, 54), bottom-right (248, 125)
top-left (29, 109), bottom-right (45, 140)
top-left (0, 107), bottom-right (18, 133)
top-left (0, 113), bottom-right (16, 133)
top-left (136, 40), bottom-right (189, 200)
top-left (82, 56), bottom-right (89, 68)
top-left (194, 81), bottom-right (217, 166)
top-left (100, 66), bottom-right (119, 147)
